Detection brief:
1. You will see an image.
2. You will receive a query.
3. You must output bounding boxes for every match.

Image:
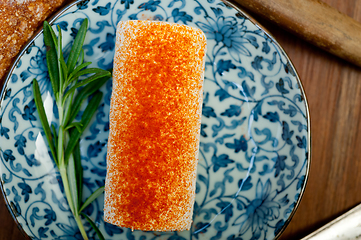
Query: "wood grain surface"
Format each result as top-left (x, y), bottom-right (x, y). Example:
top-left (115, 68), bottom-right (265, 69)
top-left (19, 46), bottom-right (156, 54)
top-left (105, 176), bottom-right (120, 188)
top-left (233, 0), bottom-right (361, 68)
top-left (1, 0), bottom-right (361, 239)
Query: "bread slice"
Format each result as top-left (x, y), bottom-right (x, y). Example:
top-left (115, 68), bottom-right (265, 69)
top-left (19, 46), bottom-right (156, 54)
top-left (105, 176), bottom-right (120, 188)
top-left (104, 20), bottom-right (207, 231)
top-left (0, 0), bottom-right (65, 82)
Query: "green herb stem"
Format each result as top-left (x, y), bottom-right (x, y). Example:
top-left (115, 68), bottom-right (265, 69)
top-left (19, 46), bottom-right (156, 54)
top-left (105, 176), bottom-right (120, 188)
top-left (57, 125), bottom-right (65, 166)
top-left (75, 214), bottom-right (89, 240)
top-left (60, 164), bottom-right (88, 240)
top-left (59, 166), bottom-right (76, 214)
top-left (33, 19), bottom-right (108, 240)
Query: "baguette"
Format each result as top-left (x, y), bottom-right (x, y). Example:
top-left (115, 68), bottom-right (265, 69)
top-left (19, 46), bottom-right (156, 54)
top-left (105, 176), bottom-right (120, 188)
top-left (0, 0), bottom-right (65, 81)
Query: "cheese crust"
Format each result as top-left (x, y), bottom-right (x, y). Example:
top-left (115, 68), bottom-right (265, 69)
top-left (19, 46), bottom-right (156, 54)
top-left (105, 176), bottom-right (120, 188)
top-left (104, 20), bottom-right (207, 231)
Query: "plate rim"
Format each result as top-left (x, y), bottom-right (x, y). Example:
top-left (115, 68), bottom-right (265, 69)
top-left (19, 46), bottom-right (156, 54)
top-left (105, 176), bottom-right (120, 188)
top-left (0, 0), bottom-right (312, 239)
top-left (220, 1), bottom-right (312, 238)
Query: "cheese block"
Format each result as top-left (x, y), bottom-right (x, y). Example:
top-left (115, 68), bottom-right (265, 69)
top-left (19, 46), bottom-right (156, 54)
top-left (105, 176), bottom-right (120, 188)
top-left (104, 20), bottom-right (207, 231)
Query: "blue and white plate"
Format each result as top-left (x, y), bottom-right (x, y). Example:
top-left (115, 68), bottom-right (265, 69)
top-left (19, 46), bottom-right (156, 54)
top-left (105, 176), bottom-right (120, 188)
top-left (0, 0), bottom-right (310, 239)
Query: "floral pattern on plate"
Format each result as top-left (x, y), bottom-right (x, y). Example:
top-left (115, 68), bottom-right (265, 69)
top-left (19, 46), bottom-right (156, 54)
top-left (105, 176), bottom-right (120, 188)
top-left (0, 0), bottom-right (310, 239)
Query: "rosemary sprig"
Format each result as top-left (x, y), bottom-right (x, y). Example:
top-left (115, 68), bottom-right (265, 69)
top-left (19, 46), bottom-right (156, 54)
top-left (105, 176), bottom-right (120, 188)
top-left (32, 19), bottom-right (110, 240)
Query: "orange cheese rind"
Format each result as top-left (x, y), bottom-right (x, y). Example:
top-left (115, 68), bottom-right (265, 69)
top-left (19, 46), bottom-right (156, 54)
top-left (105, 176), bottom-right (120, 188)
top-left (104, 20), bottom-right (207, 232)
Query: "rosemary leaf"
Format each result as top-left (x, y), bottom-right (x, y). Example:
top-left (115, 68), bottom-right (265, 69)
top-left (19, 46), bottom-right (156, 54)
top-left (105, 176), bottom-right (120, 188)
top-left (48, 23), bottom-right (59, 52)
top-left (67, 62), bottom-right (92, 82)
top-left (67, 67), bottom-right (108, 85)
top-left (64, 122), bottom-right (83, 132)
top-left (73, 141), bottom-right (83, 209)
top-left (63, 92), bottom-right (75, 131)
top-left (66, 75), bottom-right (110, 125)
top-left (79, 49), bottom-right (85, 66)
top-left (67, 18), bottom-right (88, 73)
top-left (64, 91), bottom-right (103, 164)
top-left (79, 186), bottom-right (104, 213)
top-left (64, 70), bottom-right (111, 102)
top-left (56, 25), bottom-right (69, 81)
top-left (57, 125), bottom-right (65, 166)
top-left (80, 213), bottom-right (105, 240)
top-left (32, 79), bottom-right (58, 165)
top-left (60, 57), bottom-right (68, 83)
top-left (51, 124), bottom-right (58, 161)
top-left (43, 22), bottom-right (59, 98)
top-left (67, 153), bottom-right (79, 214)
top-left (56, 25), bottom-right (65, 92)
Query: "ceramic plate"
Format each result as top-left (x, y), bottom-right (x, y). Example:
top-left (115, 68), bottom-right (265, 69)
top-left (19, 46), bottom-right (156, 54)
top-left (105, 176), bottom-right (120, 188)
top-left (0, 0), bottom-right (310, 239)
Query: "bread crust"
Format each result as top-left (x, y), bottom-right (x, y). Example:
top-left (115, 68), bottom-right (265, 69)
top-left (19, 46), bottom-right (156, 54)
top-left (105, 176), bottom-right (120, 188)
top-left (0, 0), bottom-right (65, 82)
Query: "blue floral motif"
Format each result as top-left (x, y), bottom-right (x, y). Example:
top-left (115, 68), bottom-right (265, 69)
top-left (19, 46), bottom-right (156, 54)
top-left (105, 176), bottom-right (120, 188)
top-left (254, 128), bottom-right (278, 147)
top-left (11, 74), bottom-right (18, 83)
top-left (18, 182), bottom-right (32, 203)
top-left (215, 88), bottom-right (231, 101)
top-left (211, 117), bottom-right (245, 138)
top-left (77, 0), bottom-right (89, 10)
top-left (226, 135), bottom-right (248, 153)
top-left (4, 88), bottom-right (12, 101)
top-left (20, 70), bottom-right (31, 82)
top-left (139, 0), bottom-right (160, 11)
top-left (272, 155), bottom-right (288, 177)
top-left (240, 80), bottom-right (256, 98)
top-left (233, 180), bottom-right (280, 238)
top-left (211, 154), bottom-right (234, 172)
top-left (202, 105), bottom-right (217, 118)
top-left (9, 98), bottom-right (21, 132)
top-left (297, 175), bottom-right (306, 190)
top-left (281, 121), bottom-right (294, 145)
top-left (292, 120), bottom-right (307, 132)
top-left (22, 99), bottom-right (37, 121)
top-left (168, 0), bottom-right (186, 9)
top-left (89, 21), bottom-right (111, 34)
top-left (3, 149), bottom-right (15, 162)
top-left (217, 59), bottom-right (237, 76)
top-left (27, 48), bottom-right (51, 95)
top-left (238, 176), bottom-right (253, 191)
top-left (93, 2), bottom-right (112, 16)
top-left (0, 0), bottom-right (309, 239)
top-left (296, 136), bottom-right (307, 149)
top-left (237, 66), bottom-right (255, 81)
top-left (38, 227), bottom-right (49, 238)
top-left (34, 182), bottom-right (46, 201)
top-left (104, 222), bottom-right (124, 236)
top-left (91, 167), bottom-right (107, 177)
top-left (87, 141), bottom-right (106, 158)
top-left (196, 16), bottom-right (250, 62)
top-left (56, 216), bottom-right (82, 239)
top-left (56, 21), bottom-right (68, 31)
top-left (171, 8), bottom-right (193, 23)
top-left (194, 222), bottom-right (209, 239)
top-left (221, 105), bottom-right (242, 117)
top-left (11, 186), bottom-right (22, 216)
top-left (122, 0), bottom-right (135, 9)
top-left (30, 207), bottom-right (44, 227)
top-left (25, 154), bottom-right (41, 167)
top-left (276, 78), bottom-right (290, 95)
top-left (215, 133), bottom-right (235, 144)
top-left (14, 134), bottom-right (27, 155)
top-left (263, 111), bottom-right (279, 123)
top-left (216, 201), bottom-right (233, 222)
top-left (98, 33), bottom-right (116, 52)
